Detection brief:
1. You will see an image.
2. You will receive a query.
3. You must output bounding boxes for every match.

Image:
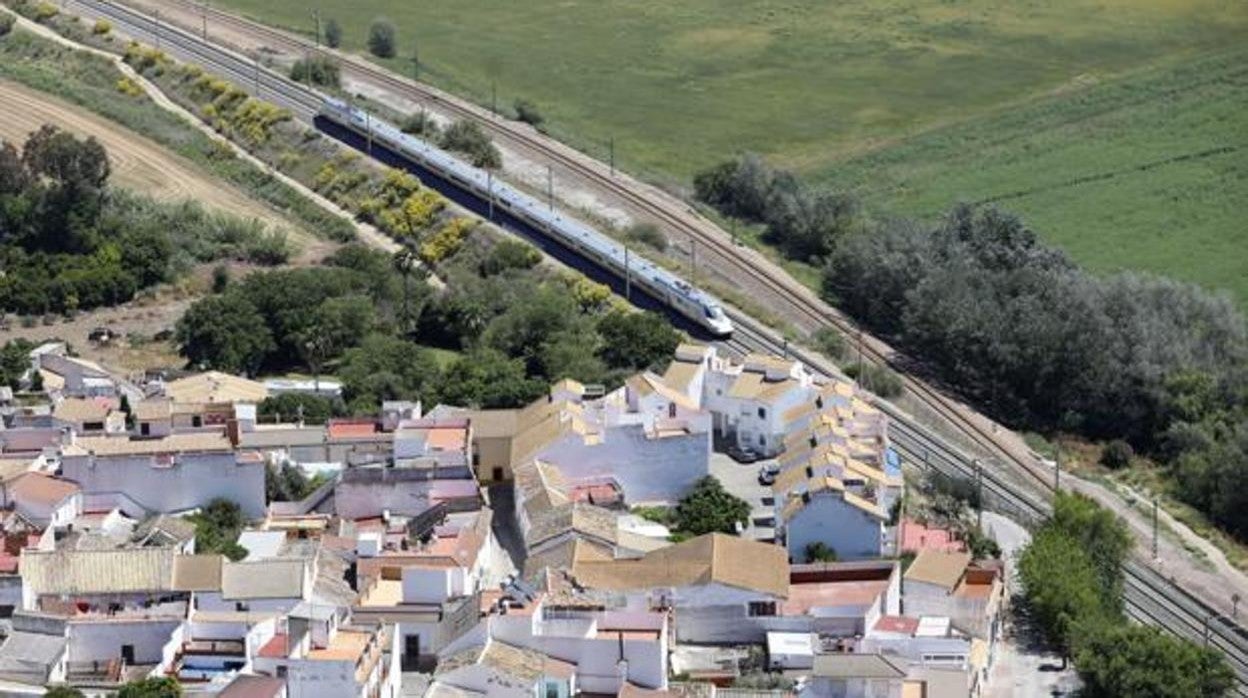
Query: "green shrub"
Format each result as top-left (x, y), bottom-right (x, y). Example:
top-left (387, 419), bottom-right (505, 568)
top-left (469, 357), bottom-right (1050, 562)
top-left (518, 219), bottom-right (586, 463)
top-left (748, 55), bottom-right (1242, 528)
top-left (513, 98), bottom-right (544, 127)
top-left (92, 19), bottom-right (111, 35)
top-left (813, 326), bottom-right (846, 360)
top-left (367, 18), bottom-right (396, 58)
top-left (625, 222), bottom-right (667, 252)
top-left (844, 362), bottom-right (903, 398)
top-left (0, 13), bottom-right (15, 36)
top-left (34, 2), bottom-right (58, 21)
top-left (289, 55), bottom-right (340, 87)
top-left (1100, 440), bottom-right (1134, 470)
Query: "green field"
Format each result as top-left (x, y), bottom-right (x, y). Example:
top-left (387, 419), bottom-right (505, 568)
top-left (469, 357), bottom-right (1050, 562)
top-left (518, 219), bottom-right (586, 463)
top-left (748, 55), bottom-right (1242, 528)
top-left (215, 0), bottom-right (1248, 303)
top-left (814, 47), bottom-right (1248, 306)
top-left (216, 0), bottom-right (1246, 180)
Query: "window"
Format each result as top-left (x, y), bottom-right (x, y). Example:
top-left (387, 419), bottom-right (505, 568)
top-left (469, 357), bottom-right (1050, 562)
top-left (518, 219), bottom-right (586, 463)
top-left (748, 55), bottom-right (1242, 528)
top-left (140, 422), bottom-right (150, 436)
top-left (192, 415), bottom-right (203, 428)
top-left (757, 407), bottom-right (766, 419)
top-left (668, 402), bottom-right (677, 418)
top-left (747, 601), bottom-right (776, 617)
top-left (492, 467), bottom-right (504, 482)
top-left (758, 434), bottom-right (766, 446)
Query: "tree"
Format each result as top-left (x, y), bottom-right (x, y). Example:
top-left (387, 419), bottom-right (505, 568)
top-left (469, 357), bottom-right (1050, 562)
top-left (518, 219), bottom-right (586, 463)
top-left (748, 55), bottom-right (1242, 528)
top-left (175, 295), bottom-right (274, 374)
top-left (43, 688), bottom-right (84, 698)
top-left (323, 18), bottom-right (342, 48)
top-left (675, 476), bottom-right (751, 536)
top-left (211, 264), bottom-right (230, 293)
top-left (596, 310), bottom-right (680, 370)
top-left (338, 333), bottom-right (440, 412)
top-left (1074, 624), bottom-right (1235, 698)
top-left (289, 56), bottom-right (340, 87)
top-left (266, 461), bottom-right (324, 502)
top-left (805, 541), bottom-right (837, 562)
top-left (1049, 492), bottom-right (1131, 615)
top-left (480, 239), bottom-right (540, 276)
top-left (1100, 440), bottom-right (1134, 470)
top-left (310, 294), bottom-right (377, 359)
top-left (440, 120), bottom-right (502, 169)
top-left (187, 499), bottom-right (247, 561)
top-left (259, 393), bottom-right (341, 425)
top-left (1017, 526), bottom-right (1106, 661)
top-left (437, 348), bottom-right (544, 409)
top-left (117, 677), bottom-right (181, 698)
top-left (367, 18), bottom-right (397, 58)
top-left (392, 249), bottom-right (418, 335)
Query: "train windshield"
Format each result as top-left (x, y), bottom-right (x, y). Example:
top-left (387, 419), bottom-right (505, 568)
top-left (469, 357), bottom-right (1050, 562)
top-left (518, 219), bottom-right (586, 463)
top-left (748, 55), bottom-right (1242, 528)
top-left (705, 304), bottom-right (725, 319)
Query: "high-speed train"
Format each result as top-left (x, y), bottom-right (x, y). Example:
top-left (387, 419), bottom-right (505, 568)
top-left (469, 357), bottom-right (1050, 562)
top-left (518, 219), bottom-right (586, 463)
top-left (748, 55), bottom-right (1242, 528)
top-left (318, 98), bottom-right (734, 337)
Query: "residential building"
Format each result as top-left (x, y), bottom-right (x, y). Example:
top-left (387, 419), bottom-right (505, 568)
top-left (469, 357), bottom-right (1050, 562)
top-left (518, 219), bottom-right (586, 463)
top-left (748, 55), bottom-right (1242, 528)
top-left (161, 371), bottom-right (268, 405)
top-left (903, 550), bottom-right (1005, 644)
top-left (59, 433), bottom-right (266, 518)
top-left (1, 472), bottom-right (82, 529)
top-left (472, 376), bottom-right (711, 503)
top-left (570, 533), bottom-right (790, 644)
top-left (799, 653), bottom-right (911, 698)
top-left (52, 397), bottom-right (125, 435)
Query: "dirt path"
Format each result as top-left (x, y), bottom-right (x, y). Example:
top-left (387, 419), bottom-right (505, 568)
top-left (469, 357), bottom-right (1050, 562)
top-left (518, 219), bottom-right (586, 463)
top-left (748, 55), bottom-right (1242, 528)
top-left (0, 79), bottom-right (335, 262)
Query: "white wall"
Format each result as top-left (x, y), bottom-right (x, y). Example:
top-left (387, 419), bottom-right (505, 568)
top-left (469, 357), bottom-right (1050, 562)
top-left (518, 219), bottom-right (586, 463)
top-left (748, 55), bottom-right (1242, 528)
top-left (784, 495), bottom-right (884, 562)
top-left (669, 583), bottom-right (780, 644)
top-left (402, 567), bottom-right (466, 604)
top-left (68, 619), bottom-right (182, 664)
top-left (60, 451), bottom-right (265, 518)
top-left (536, 424), bottom-right (710, 504)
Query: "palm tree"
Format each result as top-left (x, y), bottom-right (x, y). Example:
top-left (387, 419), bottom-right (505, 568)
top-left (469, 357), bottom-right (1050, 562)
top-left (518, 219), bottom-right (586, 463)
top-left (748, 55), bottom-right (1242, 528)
top-left (392, 248), bottom-right (417, 335)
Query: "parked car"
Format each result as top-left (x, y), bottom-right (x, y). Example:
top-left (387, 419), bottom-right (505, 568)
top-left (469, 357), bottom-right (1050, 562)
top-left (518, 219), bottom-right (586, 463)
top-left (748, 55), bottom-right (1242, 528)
top-left (727, 445), bottom-right (762, 463)
top-left (758, 464), bottom-right (779, 486)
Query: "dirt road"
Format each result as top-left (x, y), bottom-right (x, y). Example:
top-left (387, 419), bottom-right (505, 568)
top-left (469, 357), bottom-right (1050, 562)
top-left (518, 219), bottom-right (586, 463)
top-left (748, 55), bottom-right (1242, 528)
top-left (0, 78), bottom-right (329, 260)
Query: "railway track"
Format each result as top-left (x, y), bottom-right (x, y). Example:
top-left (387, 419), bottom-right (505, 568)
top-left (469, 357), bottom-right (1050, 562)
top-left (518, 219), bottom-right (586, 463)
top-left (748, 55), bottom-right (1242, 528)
top-left (63, 1), bottom-right (1248, 689)
top-left (134, 0), bottom-right (1056, 495)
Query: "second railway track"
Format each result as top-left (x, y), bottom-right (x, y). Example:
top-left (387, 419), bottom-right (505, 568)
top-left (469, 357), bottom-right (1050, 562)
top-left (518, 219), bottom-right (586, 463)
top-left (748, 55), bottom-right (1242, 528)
top-left (61, 2), bottom-right (1248, 690)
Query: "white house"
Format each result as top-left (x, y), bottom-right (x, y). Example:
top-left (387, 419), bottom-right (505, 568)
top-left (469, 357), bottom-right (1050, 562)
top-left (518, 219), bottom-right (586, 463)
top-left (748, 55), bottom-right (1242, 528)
top-left (59, 433), bottom-right (266, 518)
top-left (703, 352), bottom-right (814, 456)
top-left (570, 533), bottom-right (791, 644)
top-left (2, 472), bottom-right (82, 529)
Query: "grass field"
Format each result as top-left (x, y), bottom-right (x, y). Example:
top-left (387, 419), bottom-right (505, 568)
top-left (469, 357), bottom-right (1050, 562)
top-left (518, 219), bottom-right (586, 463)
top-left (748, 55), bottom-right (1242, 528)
top-left (814, 47), bottom-right (1248, 306)
top-left (215, 0), bottom-right (1247, 180)
top-left (213, 0), bottom-right (1248, 303)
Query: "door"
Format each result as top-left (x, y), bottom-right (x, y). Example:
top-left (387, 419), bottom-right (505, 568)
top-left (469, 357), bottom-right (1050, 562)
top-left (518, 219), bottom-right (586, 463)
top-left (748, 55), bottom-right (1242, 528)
top-left (121, 644), bottom-right (135, 665)
top-left (403, 634), bottom-right (420, 671)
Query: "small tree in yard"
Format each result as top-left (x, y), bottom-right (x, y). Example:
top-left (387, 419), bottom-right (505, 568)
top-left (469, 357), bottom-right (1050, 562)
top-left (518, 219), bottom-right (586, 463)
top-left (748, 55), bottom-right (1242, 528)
top-left (805, 541), bottom-right (837, 562)
top-left (676, 476), bottom-right (751, 536)
top-left (368, 18), bottom-right (397, 58)
top-left (324, 18), bottom-right (342, 48)
top-left (118, 677), bottom-right (181, 698)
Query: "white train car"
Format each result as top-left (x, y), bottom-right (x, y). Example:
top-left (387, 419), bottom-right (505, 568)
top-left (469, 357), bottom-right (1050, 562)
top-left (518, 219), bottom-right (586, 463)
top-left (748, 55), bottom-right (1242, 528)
top-left (318, 98), bottom-right (733, 337)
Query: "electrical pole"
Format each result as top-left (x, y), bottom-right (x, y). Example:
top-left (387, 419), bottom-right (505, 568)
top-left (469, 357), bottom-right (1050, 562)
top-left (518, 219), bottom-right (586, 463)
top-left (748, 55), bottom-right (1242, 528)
top-left (491, 80), bottom-right (497, 116)
top-left (253, 52), bottom-right (261, 97)
top-left (689, 238), bottom-right (696, 283)
top-left (312, 9), bottom-right (320, 48)
top-left (546, 165), bottom-right (553, 210)
top-left (487, 170), bottom-right (494, 220)
top-left (1054, 445), bottom-right (1061, 492)
top-left (411, 45), bottom-right (420, 81)
top-left (624, 247), bottom-right (631, 301)
top-left (202, 2), bottom-right (209, 40)
top-left (782, 338), bottom-right (789, 359)
top-left (1152, 498), bottom-right (1159, 559)
top-left (975, 459), bottom-right (983, 529)
top-left (365, 110), bottom-right (373, 155)
top-left (154, 9), bottom-right (162, 51)
top-left (609, 137), bottom-right (615, 176)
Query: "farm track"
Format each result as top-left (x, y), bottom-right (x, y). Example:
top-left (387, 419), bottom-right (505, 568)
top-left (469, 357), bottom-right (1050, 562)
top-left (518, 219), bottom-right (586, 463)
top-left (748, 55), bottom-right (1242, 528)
top-left (65, 1), bottom-right (1248, 690)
